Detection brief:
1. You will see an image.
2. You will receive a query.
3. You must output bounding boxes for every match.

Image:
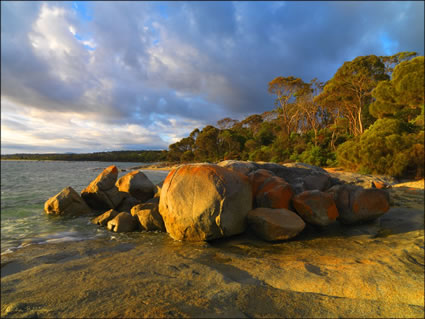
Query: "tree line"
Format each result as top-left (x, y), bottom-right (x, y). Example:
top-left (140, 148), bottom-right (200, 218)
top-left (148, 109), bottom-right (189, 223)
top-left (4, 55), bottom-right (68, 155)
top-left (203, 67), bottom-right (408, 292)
top-left (167, 52), bottom-right (424, 179)
top-left (1, 150), bottom-right (167, 163)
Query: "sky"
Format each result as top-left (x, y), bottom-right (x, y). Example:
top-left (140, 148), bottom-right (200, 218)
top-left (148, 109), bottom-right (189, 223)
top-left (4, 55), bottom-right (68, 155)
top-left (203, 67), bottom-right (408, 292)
top-left (1, 1), bottom-right (424, 154)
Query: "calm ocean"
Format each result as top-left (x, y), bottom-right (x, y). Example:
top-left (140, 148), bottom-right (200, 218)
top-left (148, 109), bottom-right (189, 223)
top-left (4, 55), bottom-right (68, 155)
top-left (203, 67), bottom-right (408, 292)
top-left (0, 160), bottom-right (169, 254)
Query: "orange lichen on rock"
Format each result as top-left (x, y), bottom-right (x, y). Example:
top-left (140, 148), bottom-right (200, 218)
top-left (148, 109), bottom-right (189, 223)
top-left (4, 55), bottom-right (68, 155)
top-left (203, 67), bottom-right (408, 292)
top-left (255, 176), bottom-right (293, 209)
top-left (292, 190), bottom-right (338, 226)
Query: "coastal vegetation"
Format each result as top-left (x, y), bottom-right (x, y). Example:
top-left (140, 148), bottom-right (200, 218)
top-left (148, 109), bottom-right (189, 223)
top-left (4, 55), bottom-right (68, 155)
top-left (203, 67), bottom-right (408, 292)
top-left (167, 52), bottom-right (424, 179)
top-left (2, 53), bottom-right (423, 179)
top-left (1, 150), bottom-right (167, 163)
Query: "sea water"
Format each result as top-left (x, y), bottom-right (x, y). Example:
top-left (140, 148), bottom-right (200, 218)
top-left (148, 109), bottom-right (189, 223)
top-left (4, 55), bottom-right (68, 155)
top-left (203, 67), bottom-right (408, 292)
top-left (0, 160), bottom-right (169, 254)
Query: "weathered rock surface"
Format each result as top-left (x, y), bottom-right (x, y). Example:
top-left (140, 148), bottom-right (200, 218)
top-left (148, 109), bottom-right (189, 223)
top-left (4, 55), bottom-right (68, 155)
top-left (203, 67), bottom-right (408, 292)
top-left (44, 187), bottom-right (92, 216)
top-left (159, 163), bottom-right (252, 241)
top-left (92, 209), bottom-right (119, 226)
top-left (153, 181), bottom-right (163, 198)
top-left (2, 203), bottom-right (423, 319)
top-left (247, 207), bottom-right (306, 241)
top-left (107, 212), bottom-right (138, 233)
top-left (256, 162), bottom-right (333, 194)
top-left (248, 169), bottom-right (275, 197)
top-left (115, 171), bottom-right (154, 202)
top-left (255, 176), bottom-right (293, 209)
top-left (327, 185), bottom-right (390, 224)
top-left (81, 165), bottom-right (124, 210)
top-left (217, 160), bottom-right (258, 176)
top-left (131, 201), bottom-right (165, 232)
top-left (292, 190), bottom-right (339, 226)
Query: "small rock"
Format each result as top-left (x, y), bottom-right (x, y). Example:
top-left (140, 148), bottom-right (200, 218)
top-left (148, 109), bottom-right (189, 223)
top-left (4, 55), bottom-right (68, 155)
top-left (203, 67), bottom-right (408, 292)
top-left (107, 212), bottom-right (138, 232)
top-left (44, 186), bottom-right (92, 216)
top-left (92, 209), bottom-right (119, 226)
top-left (131, 201), bottom-right (165, 231)
top-left (247, 207), bottom-right (305, 241)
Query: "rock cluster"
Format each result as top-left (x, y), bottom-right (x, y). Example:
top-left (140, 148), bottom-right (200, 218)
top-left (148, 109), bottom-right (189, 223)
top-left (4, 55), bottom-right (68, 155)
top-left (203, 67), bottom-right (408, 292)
top-left (44, 161), bottom-right (391, 241)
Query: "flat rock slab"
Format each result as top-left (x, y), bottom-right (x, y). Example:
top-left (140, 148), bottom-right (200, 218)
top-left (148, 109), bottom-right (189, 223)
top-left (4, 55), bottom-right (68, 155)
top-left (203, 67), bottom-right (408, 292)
top-left (1, 206), bottom-right (423, 318)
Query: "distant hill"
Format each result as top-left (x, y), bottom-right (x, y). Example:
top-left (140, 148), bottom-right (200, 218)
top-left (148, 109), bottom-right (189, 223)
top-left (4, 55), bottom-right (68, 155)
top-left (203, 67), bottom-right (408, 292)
top-left (1, 150), bottom-right (167, 163)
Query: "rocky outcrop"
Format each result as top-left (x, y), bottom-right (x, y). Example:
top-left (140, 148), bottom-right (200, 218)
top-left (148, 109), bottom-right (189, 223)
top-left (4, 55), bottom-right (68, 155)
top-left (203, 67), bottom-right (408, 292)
top-left (81, 165), bottom-right (124, 210)
top-left (292, 190), bottom-right (339, 226)
top-left (327, 185), bottom-right (390, 224)
top-left (92, 209), bottom-right (119, 226)
top-left (255, 162), bottom-right (333, 194)
top-left (247, 207), bottom-right (306, 241)
top-left (255, 176), bottom-right (293, 209)
top-left (159, 163), bottom-right (252, 241)
top-left (115, 171), bottom-right (154, 202)
top-left (107, 212), bottom-right (138, 232)
top-left (44, 187), bottom-right (92, 216)
top-left (131, 201), bottom-right (165, 232)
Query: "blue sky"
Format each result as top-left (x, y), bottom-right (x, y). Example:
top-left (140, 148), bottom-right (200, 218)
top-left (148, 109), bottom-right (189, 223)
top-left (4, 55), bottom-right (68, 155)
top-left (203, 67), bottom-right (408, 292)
top-left (1, 1), bottom-right (424, 154)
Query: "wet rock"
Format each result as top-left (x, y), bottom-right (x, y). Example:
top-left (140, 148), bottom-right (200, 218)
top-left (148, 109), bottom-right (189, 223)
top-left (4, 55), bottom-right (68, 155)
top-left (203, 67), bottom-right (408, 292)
top-left (217, 160), bottom-right (258, 176)
top-left (107, 212), bottom-right (138, 233)
top-left (44, 187), bottom-right (92, 216)
top-left (255, 176), bottom-right (293, 209)
top-left (81, 165), bottom-right (124, 210)
top-left (292, 190), bottom-right (339, 226)
top-left (159, 163), bottom-right (252, 241)
top-left (115, 171), bottom-right (155, 202)
top-left (131, 201), bottom-right (165, 232)
top-left (247, 207), bottom-right (305, 241)
top-left (92, 209), bottom-right (119, 226)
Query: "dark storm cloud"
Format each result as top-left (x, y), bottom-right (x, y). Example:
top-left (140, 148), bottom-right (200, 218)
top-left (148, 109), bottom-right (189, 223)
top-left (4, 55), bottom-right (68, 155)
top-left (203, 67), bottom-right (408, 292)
top-left (1, 1), bottom-right (424, 153)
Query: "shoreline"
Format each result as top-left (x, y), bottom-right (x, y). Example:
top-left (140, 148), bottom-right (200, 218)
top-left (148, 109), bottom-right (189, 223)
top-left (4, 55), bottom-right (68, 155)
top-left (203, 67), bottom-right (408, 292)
top-left (2, 205), bottom-right (424, 318)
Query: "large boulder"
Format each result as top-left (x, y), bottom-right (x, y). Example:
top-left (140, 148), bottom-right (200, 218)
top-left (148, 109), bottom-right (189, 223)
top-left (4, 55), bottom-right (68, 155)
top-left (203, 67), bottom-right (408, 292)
top-left (247, 208), bottom-right (306, 241)
top-left (107, 212), bottom-right (138, 232)
top-left (44, 186), bottom-right (92, 216)
top-left (255, 176), bottom-right (294, 209)
top-left (115, 171), bottom-right (154, 202)
top-left (131, 201), bottom-right (165, 232)
top-left (327, 185), bottom-right (390, 224)
top-left (81, 165), bottom-right (124, 210)
top-left (217, 160), bottom-right (258, 176)
top-left (159, 163), bottom-right (252, 241)
top-left (292, 190), bottom-right (339, 226)
top-left (92, 209), bottom-right (119, 226)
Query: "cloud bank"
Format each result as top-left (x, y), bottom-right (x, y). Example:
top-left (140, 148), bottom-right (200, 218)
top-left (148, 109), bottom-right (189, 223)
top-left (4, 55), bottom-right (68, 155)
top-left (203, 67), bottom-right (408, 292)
top-left (1, 1), bottom-right (424, 153)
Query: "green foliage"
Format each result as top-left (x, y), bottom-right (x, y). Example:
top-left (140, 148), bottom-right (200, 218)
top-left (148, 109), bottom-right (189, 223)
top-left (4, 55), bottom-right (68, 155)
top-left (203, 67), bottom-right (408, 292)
top-left (370, 56), bottom-right (424, 120)
top-left (161, 52), bottom-right (423, 179)
top-left (337, 118), bottom-right (424, 177)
